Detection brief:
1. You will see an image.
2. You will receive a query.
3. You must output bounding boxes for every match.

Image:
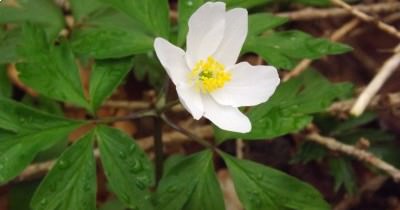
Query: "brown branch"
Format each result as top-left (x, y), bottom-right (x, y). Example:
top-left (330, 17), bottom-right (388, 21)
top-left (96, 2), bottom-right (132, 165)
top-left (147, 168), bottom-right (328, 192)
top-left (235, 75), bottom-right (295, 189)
top-left (331, 0), bottom-right (400, 39)
top-left (307, 133), bottom-right (400, 181)
top-left (351, 44), bottom-right (400, 116)
top-left (277, 2), bottom-right (400, 21)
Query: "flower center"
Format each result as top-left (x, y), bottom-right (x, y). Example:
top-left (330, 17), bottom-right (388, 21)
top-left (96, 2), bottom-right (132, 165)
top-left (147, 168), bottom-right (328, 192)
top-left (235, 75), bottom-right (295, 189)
top-left (190, 57), bottom-right (231, 93)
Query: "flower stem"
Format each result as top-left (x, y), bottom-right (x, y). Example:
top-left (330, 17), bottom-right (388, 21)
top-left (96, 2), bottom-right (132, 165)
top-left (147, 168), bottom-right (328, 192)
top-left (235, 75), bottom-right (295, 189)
top-left (153, 116), bottom-right (164, 186)
top-left (90, 110), bottom-right (156, 124)
top-left (161, 114), bottom-right (218, 151)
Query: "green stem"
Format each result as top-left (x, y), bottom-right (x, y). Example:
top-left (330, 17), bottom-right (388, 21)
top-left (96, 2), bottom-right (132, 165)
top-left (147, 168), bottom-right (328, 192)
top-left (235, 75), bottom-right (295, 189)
top-left (153, 116), bottom-right (164, 186)
top-left (90, 110), bottom-right (156, 124)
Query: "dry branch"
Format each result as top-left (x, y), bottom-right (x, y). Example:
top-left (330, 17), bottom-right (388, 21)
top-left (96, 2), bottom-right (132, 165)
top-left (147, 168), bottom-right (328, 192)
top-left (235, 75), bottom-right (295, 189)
top-left (351, 44), bottom-right (400, 116)
top-left (331, 0), bottom-right (400, 39)
top-left (277, 2), bottom-right (400, 21)
top-left (307, 133), bottom-right (400, 181)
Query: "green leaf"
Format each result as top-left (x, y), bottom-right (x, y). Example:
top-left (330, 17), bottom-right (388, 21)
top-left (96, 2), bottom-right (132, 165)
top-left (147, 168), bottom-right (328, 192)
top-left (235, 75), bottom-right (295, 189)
top-left (69, 0), bottom-right (106, 21)
top-left (99, 199), bottom-right (126, 210)
top-left (0, 125), bottom-right (80, 184)
top-left (0, 98), bottom-right (80, 134)
top-left (31, 132), bottom-right (96, 210)
top-left (0, 0), bottom-right (64, 39)
top-left (98, 0), bottom-right (170, 38)
top-left (329, 157), bottom-right (356, 194)
top-left (17, 24), bottom-right (88, 108)
top-left (0, 64), bottom-right (11, 98)
top-left (248, 13), bottom-right (288, 37)
top-left (96, 125), bottom-right (154, 209)
top-left (89, 58), bottom-right (133, 112)
top-left (222, 153), bottom-right (330, 210)
top-left (0, 98), bottom-right (82, 184)
top-left (244, 30), bottom-right (352, 69)
top-left (133, 53), bottom-right (165, 88)
top-left (291, 142), bottom-right (327, 164)
top-left (0, 28), bottom-right (21, 64)
top-left (177, 0), bottom-right (204, 46)
top-left (71, 26), bottom-right (153, 59)
top-left (224, 0), bottom-right (273, 8)
top-left (215, 70), bottom-right (353, 142)
top-left (9, 181), bottom-right (40, 210)
top-left (156, 150), bottom-right (225, 210)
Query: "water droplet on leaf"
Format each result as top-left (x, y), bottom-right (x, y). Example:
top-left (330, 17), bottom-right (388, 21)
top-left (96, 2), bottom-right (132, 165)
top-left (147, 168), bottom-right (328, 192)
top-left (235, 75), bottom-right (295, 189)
top-left (119, 151), bottom-right (127, 159)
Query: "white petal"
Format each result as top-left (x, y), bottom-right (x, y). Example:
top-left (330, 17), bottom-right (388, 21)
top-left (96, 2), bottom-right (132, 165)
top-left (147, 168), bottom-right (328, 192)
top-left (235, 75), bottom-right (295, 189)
top-left (203, 95), bottom-right (251, 133)
top-left (211, 62), bottom-right (280, 107)
top-left (186, 2), bottom-right (226, 67)
top-left (154, 38), bottom-right (189, 86)
top-left (213, 8), bottom-right (248, 67)
top-left (176, 84), bottom-right (203, 120)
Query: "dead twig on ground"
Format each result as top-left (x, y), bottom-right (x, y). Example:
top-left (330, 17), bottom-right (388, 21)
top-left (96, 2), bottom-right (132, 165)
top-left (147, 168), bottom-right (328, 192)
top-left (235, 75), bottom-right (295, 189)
top-left (351, 44), bottom-right (400, 116)
top-left (331, 0), bottom-right (400, 39)
top-left (277, 2), bottom-right (400, 21)
top-left (307, 133), bottom-right (400, 181)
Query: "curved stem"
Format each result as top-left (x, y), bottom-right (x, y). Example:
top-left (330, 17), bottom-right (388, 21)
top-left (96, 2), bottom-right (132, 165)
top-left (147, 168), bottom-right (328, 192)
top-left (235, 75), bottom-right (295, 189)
top-left (161, 114), bottom-right (217, 151)
top-left (90, 110), bottom-right (156, 124)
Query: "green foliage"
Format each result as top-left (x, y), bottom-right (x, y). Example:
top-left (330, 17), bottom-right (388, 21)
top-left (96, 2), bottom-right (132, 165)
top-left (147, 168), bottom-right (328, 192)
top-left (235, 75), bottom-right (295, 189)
top-left (31, 132), bottom-right (96, 210)
top-left (70, 7), bottom-right (153, 59)
top-left (156, 150), bottom-right (225, 210)
top-left (244, 31), bottom-right (352, 69)
top-left (71, 25), bottom-right (153, 59)
top-left (329, 157), bottom-right (356, 194)
top-left (295, 113), bottom-right (398, 193)
top-left (215, 70), bottom-right (353, 142)
top-left (248, 13), bottom-right (288, 37)
top-left (98, 0), bottom-right (170, 38)
top-left (222, 153), bottom-right (330, 210)
top-left (9, 181), bottom-right (40, 210)
top-left (0, 98), bottom-right (82, 184)
top-left (96, 125), bottom-right (154, 209)
top-left (89, 58), bottom-right (133, 112)
top-left (0, 28), bottom-right (21, 64)
top-left (69, 0), bottom-right (106, 21)
top-left (17, 24), bottom-right (89, 109)
top-left (133, 53), bottom-right (166, 88)
top-left (0, 0), bottom-right (64, 39)
top-left (0, 64), bottom-right (11, 98)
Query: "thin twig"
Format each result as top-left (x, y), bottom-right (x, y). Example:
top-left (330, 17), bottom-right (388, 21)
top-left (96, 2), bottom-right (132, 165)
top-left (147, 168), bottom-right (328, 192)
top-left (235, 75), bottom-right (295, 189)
top-left (90, 110), bottom-right (156, 124)
top-left (351, 44), bottom-right (400, 116)
top-left (103, 100), bottom-right (150, 110)
top-left (307, 133), bottom-right (400, 181)
top-left (331, 0), bottom-right (400, 39)
top-left (161, 114), bottom-right (216, 150)
top-left (277, 2), bottom-right (400, 21)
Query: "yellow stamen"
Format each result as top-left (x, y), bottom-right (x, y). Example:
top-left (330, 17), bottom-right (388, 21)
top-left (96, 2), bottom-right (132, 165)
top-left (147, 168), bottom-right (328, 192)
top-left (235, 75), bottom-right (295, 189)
top-left (189, 57), bottom-right (231, 93)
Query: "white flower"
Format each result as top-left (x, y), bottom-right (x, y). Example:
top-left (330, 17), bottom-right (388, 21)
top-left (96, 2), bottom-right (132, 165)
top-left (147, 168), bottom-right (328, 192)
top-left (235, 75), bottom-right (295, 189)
top-left (154, 1), bottom-right (280, 133)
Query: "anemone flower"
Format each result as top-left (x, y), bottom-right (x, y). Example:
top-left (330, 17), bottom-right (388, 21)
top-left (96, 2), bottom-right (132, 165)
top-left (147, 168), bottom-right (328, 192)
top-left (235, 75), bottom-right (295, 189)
top-left (154, 1), bottom-right (280, 133)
